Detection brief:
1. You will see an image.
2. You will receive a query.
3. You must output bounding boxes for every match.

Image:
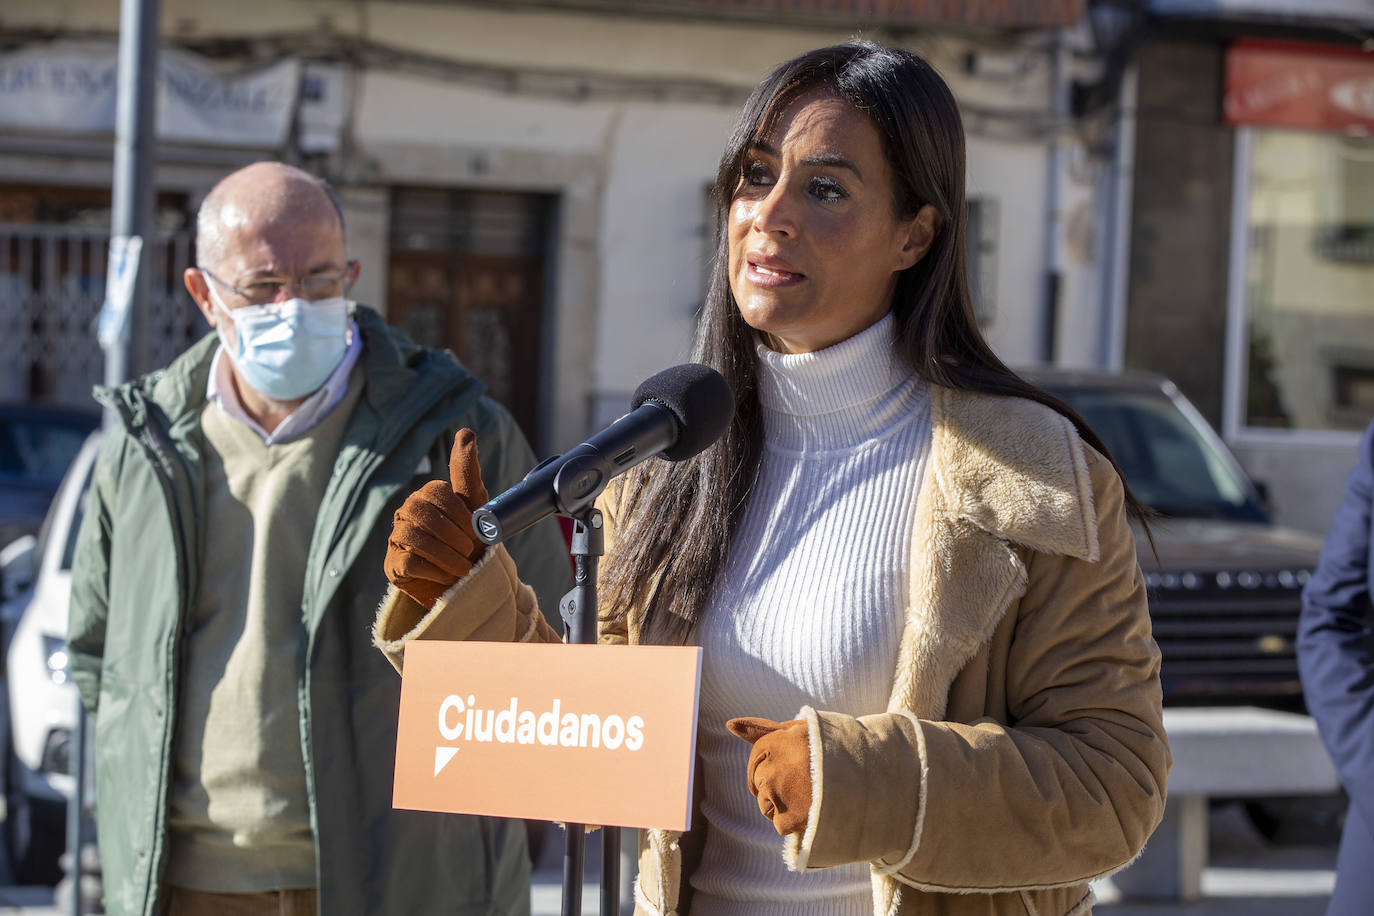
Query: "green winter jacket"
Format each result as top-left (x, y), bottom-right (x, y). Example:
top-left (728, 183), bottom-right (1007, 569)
top-left (67, 305), bottom-right (572, 916)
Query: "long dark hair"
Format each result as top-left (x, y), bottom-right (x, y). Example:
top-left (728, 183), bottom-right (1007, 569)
top-left (602, 41), bottom-right (1148, 645)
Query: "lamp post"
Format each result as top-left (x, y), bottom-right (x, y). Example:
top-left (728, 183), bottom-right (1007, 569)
top-left (75, 2), bottom-right (159, 913)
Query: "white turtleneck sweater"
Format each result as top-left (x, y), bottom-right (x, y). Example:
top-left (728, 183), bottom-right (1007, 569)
top-left (690, 314), bottom-right (932, 915)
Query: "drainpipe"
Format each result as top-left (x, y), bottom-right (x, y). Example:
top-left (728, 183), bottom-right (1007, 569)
top-left (1100, 63), bottom-right (1138, 371)
top-left (1040, 30), bottom-right (1070, 365)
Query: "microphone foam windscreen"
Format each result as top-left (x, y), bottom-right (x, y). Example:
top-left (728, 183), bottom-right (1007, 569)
top-left (631, 363), bottom-right (735, 461)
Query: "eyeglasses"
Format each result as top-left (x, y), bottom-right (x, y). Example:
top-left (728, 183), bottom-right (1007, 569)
top-left (200, 263), bottom-right (357, 306)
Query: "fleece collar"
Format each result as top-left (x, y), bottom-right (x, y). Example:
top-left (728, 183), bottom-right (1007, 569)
top-left (886, 385), bottom-right (1102, 726)
top-left (928, 385), bottom-right (1098, 564)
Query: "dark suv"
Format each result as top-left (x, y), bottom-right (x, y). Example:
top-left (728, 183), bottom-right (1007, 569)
top-left (1024, 369), bottom-right (1324, 712)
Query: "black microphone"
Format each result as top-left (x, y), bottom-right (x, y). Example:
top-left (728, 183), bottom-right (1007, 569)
top-left (472, 363), bottom-right (734, 546)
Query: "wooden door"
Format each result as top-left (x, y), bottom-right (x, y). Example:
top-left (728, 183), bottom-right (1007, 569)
top-left (386, 189), bottom-right (552, 448)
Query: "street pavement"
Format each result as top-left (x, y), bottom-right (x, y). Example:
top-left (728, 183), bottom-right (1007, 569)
top-left (528, 803), bottom-right (1338, 915)
top-left (1092, 802), bottom-right (1336, 916)
top-left (0, 803), bottom-right (1338, 915)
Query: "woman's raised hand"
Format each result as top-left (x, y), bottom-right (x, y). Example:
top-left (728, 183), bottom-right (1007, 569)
top-left (384, 428), bottom-right (490, 608)
top-left (727, 716), bottom-right (812, 836)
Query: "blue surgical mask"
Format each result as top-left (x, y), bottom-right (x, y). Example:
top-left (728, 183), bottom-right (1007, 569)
top-left (210, 286), bottom-right (350, 400)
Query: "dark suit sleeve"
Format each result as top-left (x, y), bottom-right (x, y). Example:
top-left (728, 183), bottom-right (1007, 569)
top-left (1298, 420), bottom-right (1374, 830)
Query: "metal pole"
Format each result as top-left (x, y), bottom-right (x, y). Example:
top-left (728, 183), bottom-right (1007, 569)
top-left (1040, 29), bottom-right (1069, 365)
top-left (106, 0), bottom-right (159, 391)
top-left (559, 511), bottom-right (621, 916)
top-left (73, 1), bottom-right (159, 913)
top-left (600, 823), bottom-right (619, 916)
top-left (560, 513), bottom-right (600, 916)
top-left (1099, 64), bottom-right (1138, 372)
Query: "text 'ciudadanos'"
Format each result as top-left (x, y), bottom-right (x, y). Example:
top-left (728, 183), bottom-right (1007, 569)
top-left (438, 694), bottom-right (646, 751)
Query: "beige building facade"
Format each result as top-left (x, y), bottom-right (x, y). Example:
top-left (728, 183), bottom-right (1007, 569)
top-left (0, 0), bottom-right (1112, 455)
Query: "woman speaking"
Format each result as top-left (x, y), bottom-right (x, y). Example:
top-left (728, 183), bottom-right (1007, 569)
top-left (375, 41), bottom-right (1169, 916)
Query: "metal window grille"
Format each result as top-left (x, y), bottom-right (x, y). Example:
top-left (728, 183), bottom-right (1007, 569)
top-left (0, 224), bottom-right (205, 407)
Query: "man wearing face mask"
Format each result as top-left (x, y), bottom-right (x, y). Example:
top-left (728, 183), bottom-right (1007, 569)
top-left (66, 162), bottom-right (571, 916)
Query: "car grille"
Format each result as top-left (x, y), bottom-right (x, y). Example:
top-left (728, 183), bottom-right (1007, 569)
top-left (1145, 570), bottom-right (1308, 709)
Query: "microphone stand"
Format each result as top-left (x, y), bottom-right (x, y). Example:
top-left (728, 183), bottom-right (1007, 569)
top-left (557, 507), bottom-right (620, 916)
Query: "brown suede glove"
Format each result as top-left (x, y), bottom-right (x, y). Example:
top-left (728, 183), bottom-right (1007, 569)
top-left (384, 428), bottom-right (489, 609)
top-left (727, 716), bottom-right (812, 836)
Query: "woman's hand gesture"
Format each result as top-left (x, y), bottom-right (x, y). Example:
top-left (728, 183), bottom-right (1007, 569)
top-left (384, 428), bottom-right (489, 608)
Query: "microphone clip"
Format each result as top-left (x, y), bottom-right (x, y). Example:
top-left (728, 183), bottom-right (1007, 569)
top-left (558, 507), bottom-right (605, 646)
top-left (551, 447), bottom-right (608, 517)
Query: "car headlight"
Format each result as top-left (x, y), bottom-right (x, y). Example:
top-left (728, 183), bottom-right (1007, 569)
top-left (41, 634), bottom-right (69, 686)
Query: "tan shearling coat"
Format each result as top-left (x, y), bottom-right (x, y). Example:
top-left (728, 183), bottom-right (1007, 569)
top-left (375, 385), bottom-right (1171, 916)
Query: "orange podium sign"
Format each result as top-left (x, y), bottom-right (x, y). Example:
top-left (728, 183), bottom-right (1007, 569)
top-left (393, 641), bottom-right (703, 831)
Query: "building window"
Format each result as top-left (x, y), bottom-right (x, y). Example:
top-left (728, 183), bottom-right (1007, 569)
top-left (1242, 130), bottom-right (1374, 432)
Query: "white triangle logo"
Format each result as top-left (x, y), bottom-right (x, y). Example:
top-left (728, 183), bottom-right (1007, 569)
top-left (434, 746), bottom-right (459, 776)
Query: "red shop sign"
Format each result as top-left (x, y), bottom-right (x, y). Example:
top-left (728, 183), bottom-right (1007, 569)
top-left (1225, 39), bottom-right (1374, 135)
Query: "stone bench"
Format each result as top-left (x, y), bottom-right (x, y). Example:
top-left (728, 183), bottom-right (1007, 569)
top-left (1108, 706), bottom-right (1341, 901)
